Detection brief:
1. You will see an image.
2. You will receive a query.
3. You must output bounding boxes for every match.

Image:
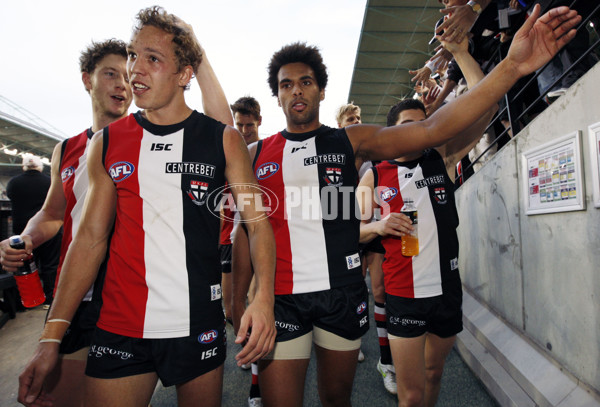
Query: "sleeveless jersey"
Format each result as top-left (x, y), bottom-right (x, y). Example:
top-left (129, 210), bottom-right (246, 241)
top-left (253, 126), bottom-right (363, 295)
top-left (373, 149), bottom-right (460, 298)
top-left (99, 111), bottom-right (226, 339)
top-left (59, 128), bottom-right (95, 301)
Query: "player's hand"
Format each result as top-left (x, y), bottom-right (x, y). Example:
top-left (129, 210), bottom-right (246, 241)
top-left (0, 236), bottom-right (32, 273)
top-left (506, 5), bottom-right (580, 77)
top-left (18, 343), bottom-right (59, 407)
top-left (437, 5), bottom-right (478, 43)
top-left (376, 213), bottom-right (414, 238)
top-left (234, 296), bottom-right (275, 366)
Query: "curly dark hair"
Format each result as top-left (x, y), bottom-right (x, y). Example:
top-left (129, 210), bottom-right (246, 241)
top-left (267, 42), bottom-right (328, 97)
top-left (79, 39), bottom-right (127, 74)
top-left (132, 6), bottom-right (202, 84)
top-left (386, 99), bottom-right (426, 127)
top-left (230, 96), bottom-right (261, 120)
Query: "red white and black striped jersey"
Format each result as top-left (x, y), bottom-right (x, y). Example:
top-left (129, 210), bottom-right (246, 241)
top-left (373, 149), bottom-right (460, 298)
top-left (253, 126), bottom-right (364, 295)
top-left (99, 111), bottom-right (226, 339)
top-left (59, 128), bottom-right (94, 301)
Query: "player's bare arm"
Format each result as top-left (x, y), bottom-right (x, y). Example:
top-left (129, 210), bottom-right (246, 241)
top-left (223, 127), bottom-right (276, 366)
top-left (0, 142), bottom-right (67, 272)
top-left (357, 169), bottom-right (413, 244)
top-left (18, 133), bottom-right (116, 406)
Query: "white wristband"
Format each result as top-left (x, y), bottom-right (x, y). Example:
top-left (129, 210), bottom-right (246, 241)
top-left (39, 338), bottom-right (62, 344)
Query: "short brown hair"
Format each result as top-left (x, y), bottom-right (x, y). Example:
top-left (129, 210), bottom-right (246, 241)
top-left (132, 6), bottom-right (202, 83)
top-left (79, 39), bottom-right (127, 74)
top-left (230, 96), bottom-right (261, 121)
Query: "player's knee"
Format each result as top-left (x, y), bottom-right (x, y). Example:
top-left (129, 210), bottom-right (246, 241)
top-left (398, 388), bottom-right (425, 407)
top-left (425, 365), bottom-right (444, 385)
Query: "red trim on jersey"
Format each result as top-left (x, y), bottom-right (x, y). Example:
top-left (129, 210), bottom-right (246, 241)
top-left (376, 163), bottom-right (415, 298)
top-left (98, 116), bottom-right (148, 335)
top-left (57, 130), bottom-right (89, 294)
top-left (257, 134), bottom-right (294, 294)
top-left (219, 187), bottom-right (234, 245)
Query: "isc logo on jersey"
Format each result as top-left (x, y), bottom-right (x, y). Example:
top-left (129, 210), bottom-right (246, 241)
top-left (198, 329), bottom-right (218, 344)
top-left (61, 166), bottom-right (75, 183)
top-left (256, 162), bottom-right (279, 180)
top-left (380, 187), bottom-right (398, 202)
top-left (108, 161), bottom-right (135, 182)
top-left (356, 301), bottom-right (367, 315)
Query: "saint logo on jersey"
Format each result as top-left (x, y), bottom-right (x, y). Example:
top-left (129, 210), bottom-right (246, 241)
top-left (198, 329), bottom-right (218, 344)
top-left (380, 187), bottom-right (398, 202)
top-left (108, 161), bottom-right (135, 183)
top-left (434, 187), bottom-right (447, 204)
top-left (324, 167), bottom-right (343, 187)
top-left (256, 162), bottom-right (280, 180)
top-left (187, 180), bottom-right (209, 206)
top-left (61, 166), bottom-right (75, 183)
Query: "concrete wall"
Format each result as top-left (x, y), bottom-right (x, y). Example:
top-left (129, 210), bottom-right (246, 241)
top-left (456, 62), bottom-right (600, 394)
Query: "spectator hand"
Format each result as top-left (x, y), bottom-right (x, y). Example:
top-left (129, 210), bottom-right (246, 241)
top-left (423, 86), bottom-right (442, 116)
top-left (437, 5), bottom-right (478, 43)
top-left (409, 66), bottom-right (432, 86)
top-left (506, 5), bottom-right (580, 77)
top-left (430, 45), bottom-right (453, 71)
top-left (234, 295), bottom-right (275, 366)
top-left (438, 33), bottom-right (469, 56)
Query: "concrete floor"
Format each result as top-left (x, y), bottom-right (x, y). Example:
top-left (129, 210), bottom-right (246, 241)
top-left (0, 295), bottom-right (498, 407)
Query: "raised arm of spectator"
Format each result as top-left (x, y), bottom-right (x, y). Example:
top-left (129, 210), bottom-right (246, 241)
top-left (437, 0), bottom-right (493, 43)
top-left (18, 133), bottom-right (116, 406)
top-left (0, 142), bottom-right (66, 272)
top-left (347, 5), bottom-right (579, 165)
top-left (436, 36), bottom-right (498, 176)
top-left (223, 130), bottom-right (275, 366)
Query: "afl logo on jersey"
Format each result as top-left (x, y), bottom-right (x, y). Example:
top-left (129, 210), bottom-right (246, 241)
top-left (61, 166), bottom-right (75, 183)
top-left (380, 187), bottom-right (398, 202)
top-left (356, 301), bottom-right (367, 315)
top-left (108, 161), bottom-right (134, 182)
top-left (256, 162), bottom-right (280, 180)
top-left (198, 329), bottom-right (218, 344)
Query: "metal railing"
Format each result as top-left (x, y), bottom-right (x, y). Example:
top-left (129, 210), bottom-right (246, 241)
top-left (457, 0), bottom-right (600, 185)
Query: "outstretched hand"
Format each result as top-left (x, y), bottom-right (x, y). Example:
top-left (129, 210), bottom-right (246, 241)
top-left (507, 5), bottom-right (580, 77)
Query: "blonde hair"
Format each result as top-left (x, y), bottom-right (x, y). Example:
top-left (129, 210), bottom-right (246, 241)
top-left (335, 102), bottom-right (361, 126)
top-left (22, 155), bottom-right (43, 172)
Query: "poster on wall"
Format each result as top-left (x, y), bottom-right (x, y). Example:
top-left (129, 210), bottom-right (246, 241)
top-left (521, 131), bottom-right (585, 215)
top-left (588, 122), bottom-right (600, 208)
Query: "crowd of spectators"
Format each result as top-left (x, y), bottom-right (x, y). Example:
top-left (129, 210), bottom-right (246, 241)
top-left (409, 0), bottom-right (599, 183)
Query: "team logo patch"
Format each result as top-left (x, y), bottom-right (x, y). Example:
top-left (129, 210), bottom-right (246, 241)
top-left (434, 187), bottom-right (447, 204)
top-left (324, 167), bottom-right (343, 187)
top-left (345, 252), bottom-right (361, 270)
top-left (198, 329), bottom-right (218, 344)
top-left (108, 161), bottom-right (134, 182)
top-left (380, 187), bottom-right (398, 202)
top-left (256, 162), bottom-right (280, 180)
top-left (187, 180), bottom-right (209, 206)
top-left (356, 301), bottom-right (367, 315)
top-left (61, 166), bottom-right (75, 183)
top-left (450, 257), bottom-right (458, 271)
